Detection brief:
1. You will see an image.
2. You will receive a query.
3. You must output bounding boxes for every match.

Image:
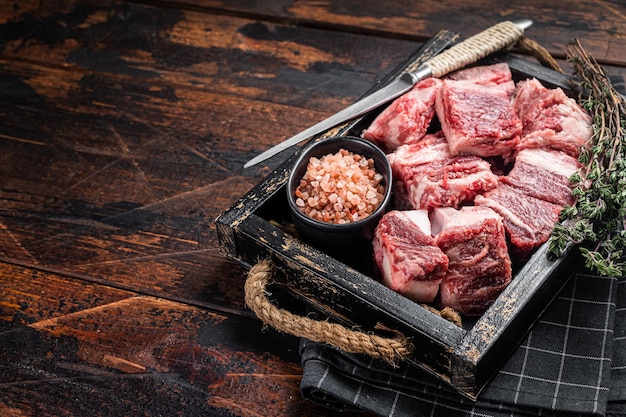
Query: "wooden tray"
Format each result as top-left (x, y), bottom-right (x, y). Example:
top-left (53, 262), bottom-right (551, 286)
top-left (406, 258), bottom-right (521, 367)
top-left (216, 31), bottom-right (583, 399)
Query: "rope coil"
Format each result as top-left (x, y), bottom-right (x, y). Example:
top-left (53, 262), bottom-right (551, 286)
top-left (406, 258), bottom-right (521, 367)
top-left (244, 259), bottom-right (414, 365)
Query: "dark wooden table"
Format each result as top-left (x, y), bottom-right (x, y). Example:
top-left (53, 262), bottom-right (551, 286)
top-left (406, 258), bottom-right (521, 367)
top-left (1, 1), bottom-right (625, 416)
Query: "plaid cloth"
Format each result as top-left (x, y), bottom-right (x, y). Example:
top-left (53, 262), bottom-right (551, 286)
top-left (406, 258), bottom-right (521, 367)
top-left (300, 273), bottom-right (624, 416)
top-left (608, 277), bottom-right (626, 414)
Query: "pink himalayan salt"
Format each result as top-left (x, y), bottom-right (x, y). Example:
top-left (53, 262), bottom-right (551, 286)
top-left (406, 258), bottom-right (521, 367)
top-left (294, 148), bottom-right (385, 224)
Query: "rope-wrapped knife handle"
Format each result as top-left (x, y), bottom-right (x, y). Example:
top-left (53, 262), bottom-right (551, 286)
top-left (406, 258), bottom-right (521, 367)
top-left (412, 20), bottom-right (525, 80)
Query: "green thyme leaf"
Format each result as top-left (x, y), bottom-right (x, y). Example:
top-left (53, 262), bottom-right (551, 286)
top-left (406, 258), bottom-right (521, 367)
top-left (548, 39), bottom-right (626, 277)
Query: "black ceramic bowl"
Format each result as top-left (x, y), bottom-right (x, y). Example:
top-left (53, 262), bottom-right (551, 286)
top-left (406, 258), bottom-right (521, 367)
top-left (286, 136), bottom-right (393, 248)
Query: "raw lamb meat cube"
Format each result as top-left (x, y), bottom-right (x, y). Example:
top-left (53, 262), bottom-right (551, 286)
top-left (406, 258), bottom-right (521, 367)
top-left (446, 62), bottom-right (513, 86)
top-left (388, 133), bottom-right (498, 210)
top-left (387, 131), bottom-right (451, 177)
top-left (435, 78), bottom-right (522, 158)
top-left (362, 78), bottom-right (442, 152)
top-left (373, 210), bottom-right (448, 303)
top-left (502, 148), bottom-right (580, 206)
top-left (387, 132), bottom-right (449, 209)
top-left (513, 78), bottom-right (592, 157)
top-left (475, 182), bottom-right (563, 259)
top-left (402, 156), bottom-right (499, 209)
top-left (432, 206), bottom-right (512, 316)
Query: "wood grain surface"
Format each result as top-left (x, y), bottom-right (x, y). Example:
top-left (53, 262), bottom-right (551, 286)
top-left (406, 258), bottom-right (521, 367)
top-left (1, 1), bottom-right (625, 415)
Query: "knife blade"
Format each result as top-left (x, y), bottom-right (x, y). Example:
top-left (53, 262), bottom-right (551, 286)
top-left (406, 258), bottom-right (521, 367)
top-left (244, 19), bottom-right (533, 169)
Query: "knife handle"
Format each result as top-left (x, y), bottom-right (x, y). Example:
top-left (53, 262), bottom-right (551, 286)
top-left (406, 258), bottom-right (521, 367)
top-left (423, 21), bottom-right (524, 78)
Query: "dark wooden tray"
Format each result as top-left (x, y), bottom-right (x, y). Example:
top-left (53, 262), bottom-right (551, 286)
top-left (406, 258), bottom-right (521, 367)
top-left (216, 31), bottom-right (583, 400)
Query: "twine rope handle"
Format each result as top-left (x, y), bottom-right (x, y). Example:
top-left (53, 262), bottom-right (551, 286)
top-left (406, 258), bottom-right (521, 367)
top-left (244, 259), bottom-right (414, 365)
top-left (425, 21), bottom-right (523, 78)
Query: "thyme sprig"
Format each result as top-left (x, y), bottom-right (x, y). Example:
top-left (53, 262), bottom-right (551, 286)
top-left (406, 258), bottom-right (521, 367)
top-left (548, 39), bottom-right (626, 277)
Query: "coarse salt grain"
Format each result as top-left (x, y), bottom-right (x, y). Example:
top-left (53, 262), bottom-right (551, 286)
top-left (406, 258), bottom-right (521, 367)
top-left (294, 148), bottom-right (385, 224)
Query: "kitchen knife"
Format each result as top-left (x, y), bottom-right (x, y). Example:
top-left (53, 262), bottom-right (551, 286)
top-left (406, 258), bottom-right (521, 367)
top-left (244, 19), bottom-right (533, 169)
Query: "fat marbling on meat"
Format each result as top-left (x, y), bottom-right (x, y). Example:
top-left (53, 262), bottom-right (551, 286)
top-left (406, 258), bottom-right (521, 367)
top-left (502, 147), bottom-right (580, 207)
top-left (446, 62), bottom-right (514, 86)
top-left (362, 78), bottom-right (442, 152)
top-left (387, 132), bottom-right (498, 210)
top-left (513, 78), bottom-right (592, 157)
top-left (432, 206), bottom-right (512, 316)
top-left (373, 210), bottom-right (448, 303)
top-left (475, 182), bottom-right (563, 259)
top-left (435, 78), bottom-right (522, 158)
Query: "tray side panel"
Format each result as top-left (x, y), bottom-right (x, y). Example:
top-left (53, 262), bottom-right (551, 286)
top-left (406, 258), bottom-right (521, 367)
top-left (234, 215), bottom-right (465, 379)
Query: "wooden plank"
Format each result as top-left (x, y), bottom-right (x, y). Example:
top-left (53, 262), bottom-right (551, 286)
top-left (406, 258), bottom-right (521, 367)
top-left (0, 56), bottom-right (363, 306)
top-left (4, 1), bottom-right (624, 102)
top-left (0, 262), bottom-right (358, 416)
top-left (0, 4), bottom-right (431, 308)
top-left (0, 1), bottom-right (425, 112)
top-left (0, 262), bottom-right (130, 327)
top-left (138, 0), bottom-right (626, 66)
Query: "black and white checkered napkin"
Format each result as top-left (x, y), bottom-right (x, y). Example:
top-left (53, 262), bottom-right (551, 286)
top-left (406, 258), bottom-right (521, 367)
top-left (609, 277), bottom-right (626, 415)
top-left (300, 273), bottom-right (624, 416)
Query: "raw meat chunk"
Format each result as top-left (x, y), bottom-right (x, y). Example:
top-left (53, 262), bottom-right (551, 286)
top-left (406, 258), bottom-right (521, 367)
top-left (373, 210), bottom-right (448, 303)
top-left (402, 157), bottom-right (499, 209)
top-left (502, 148), bottom-right (580, 206)
top-left (475, 182), bottom-right (563, 258)
top-left (446, 62), bottom-right (513, 86)
top-left (362, 78), bottom-right (442, 152)
top-left (387, 131), bottom-right (451, 178)
top-left (388, 133), bottom-right (498, 209)
top-left (432, 206), bottom-right (512, 316)
top-left (436, 79), bottom-right (522, 158)
top-left (387, 132), bottom-right (450, 210)
top-left (514, 78), bottom-right (592, 157)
